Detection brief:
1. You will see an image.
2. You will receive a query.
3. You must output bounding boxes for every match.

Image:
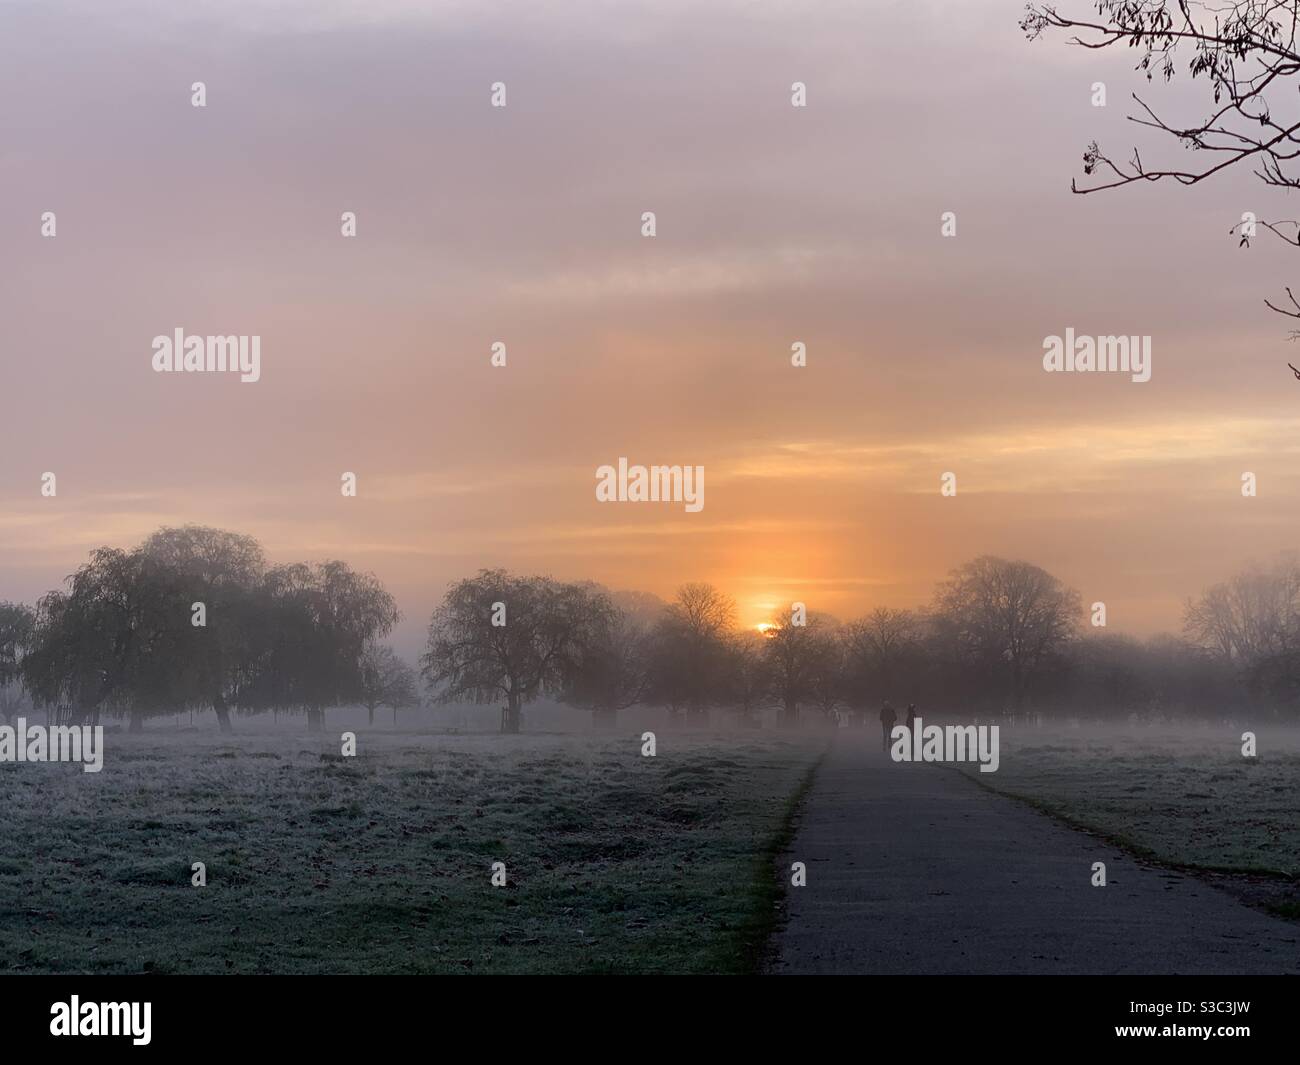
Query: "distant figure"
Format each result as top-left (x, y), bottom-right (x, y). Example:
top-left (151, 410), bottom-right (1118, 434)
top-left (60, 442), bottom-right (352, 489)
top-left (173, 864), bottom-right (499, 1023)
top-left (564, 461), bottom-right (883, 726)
top-left (906, 703), bottom-right (917, 734)
top-left (879, 700), bottom-right (897, 752)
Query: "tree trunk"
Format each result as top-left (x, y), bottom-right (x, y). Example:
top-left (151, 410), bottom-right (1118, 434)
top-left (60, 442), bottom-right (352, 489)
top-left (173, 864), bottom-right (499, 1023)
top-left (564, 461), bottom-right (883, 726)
top-left (502, 695), bottom-right (521, 734)
top-left (778, 699), bottom-right (798, 729)
top-left (367, 706), bottom-right (375, 727)
top-left (213, 699), bottom-right (234, 735)
top-left (128, 710), bottom-right (145, 734)
top-left (307, 708), bottom-right (324, 732)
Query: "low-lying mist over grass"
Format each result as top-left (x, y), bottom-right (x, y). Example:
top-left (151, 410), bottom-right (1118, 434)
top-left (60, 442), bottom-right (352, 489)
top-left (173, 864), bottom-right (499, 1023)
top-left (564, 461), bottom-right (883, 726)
top-left (0, 728), bottom-right (823, 974)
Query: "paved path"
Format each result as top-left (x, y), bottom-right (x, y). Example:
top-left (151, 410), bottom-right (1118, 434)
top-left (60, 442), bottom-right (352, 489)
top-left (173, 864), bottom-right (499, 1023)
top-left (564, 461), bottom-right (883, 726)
top-left (771, 736), bottom-right (1299, 974)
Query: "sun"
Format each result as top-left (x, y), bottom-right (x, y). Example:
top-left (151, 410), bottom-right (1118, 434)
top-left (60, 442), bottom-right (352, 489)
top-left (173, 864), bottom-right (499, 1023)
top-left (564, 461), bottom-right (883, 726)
top-left (755, 622), bottom-right (776, 634)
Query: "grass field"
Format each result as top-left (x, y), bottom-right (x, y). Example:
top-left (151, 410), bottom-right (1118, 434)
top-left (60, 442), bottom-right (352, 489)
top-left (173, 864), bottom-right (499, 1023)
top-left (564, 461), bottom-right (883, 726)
top-left (956, 724), bottom-right (1300, 915)
top-left (0, 727), bottom-right (824, 974)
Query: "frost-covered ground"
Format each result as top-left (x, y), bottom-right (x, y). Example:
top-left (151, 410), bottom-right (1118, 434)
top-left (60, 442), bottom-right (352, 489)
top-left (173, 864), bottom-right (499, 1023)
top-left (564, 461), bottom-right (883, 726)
top-left (0, 727), bottom-right (824, 973)
top-left (956, 723), bottom-right (1300, 914)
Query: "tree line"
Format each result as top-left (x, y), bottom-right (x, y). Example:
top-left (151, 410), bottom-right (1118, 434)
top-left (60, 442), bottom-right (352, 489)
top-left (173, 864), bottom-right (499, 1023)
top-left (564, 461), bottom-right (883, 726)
top-left (0, 525), bottom-right (1297, 732)
top-left (0, 527), bottom-right (408, 732)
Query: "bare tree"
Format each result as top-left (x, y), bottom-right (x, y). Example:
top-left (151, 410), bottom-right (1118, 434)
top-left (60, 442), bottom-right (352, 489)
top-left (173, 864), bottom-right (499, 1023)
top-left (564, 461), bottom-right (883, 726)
top-left (646, 583), bottom-right (736, 724)
top-left (720, 630), bottom-right (773, 727)
top-left (843, 607), bottom-right (923, 714)
top-left (1184, 556), bottom-right (1300, 706)
top-left (934, 557), bottom-right (1081, 713)
top-left (359, 642), bottom-right (419, 727)
top-left (761, 606), bottom-right (840, 728)
top-left (805, 621), bottom-right (848, 725)
top-left (560, 604), bottom-right (653, 728)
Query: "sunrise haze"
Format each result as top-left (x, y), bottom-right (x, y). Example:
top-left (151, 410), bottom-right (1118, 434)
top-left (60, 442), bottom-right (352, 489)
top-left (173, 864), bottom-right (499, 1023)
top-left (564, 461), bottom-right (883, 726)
top-left (3, 0), bottom-right (1297, 657)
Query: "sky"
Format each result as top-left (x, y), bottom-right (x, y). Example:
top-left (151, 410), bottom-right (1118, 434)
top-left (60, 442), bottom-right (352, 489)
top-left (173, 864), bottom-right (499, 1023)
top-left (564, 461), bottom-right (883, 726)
top-left (2, 0), bottom-right (1299, 658)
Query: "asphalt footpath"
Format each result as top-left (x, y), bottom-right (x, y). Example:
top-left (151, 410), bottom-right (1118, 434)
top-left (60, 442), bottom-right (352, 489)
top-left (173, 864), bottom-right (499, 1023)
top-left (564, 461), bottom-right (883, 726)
top-left (770, 735), bottom-right (1299, 974)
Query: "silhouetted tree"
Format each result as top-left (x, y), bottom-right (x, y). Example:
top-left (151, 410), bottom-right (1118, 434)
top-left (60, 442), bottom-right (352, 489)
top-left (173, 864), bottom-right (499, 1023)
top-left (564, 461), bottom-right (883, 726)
top-left (842, 607), bottom-right (923, 714)
top-left (245, 561), bottom-right (399, 731)
top-left (1184, 556), bottom-right (1300, 711)
top-left (21, 548), bottom-right (164, 727)
top-left (1024, 0), bottom-right (1300, 341)
top-left (806, 621), bottom-right (848, 724)
top-left (138, 525), bottom-right (266, 734)
top-left (0, 602), bottom-right (35, 724)
top-left (359, 642), bottom-right (419, 726)
top-left (560, 601), bottom-right (652, 727)
top-left (421, 570), bottom-right (610, 733)
top-left (762, 606), bottom-right (840, 728)
top-left (646, 583), bottom-right (735, 724)
top-left (720, 630), bottom-right (772, 727)
top-left (934, 556), bottom-right (1081, 713)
